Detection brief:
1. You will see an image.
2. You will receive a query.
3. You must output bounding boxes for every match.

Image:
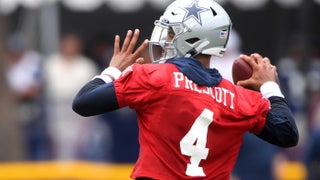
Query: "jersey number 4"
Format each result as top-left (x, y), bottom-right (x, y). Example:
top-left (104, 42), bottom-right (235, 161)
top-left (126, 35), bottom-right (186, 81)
top-left (180, 108), bottom-right (214, 177)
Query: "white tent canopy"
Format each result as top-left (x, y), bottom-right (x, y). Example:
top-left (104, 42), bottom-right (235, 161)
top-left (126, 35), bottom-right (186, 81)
top-left (0, 0), bottom-right (312, 15)
top-left (0, 0), bottom-right (171, 14)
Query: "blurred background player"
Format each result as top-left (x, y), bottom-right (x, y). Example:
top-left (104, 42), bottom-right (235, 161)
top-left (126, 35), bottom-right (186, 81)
top-left (4, 32), bottom-right (47, 160)
top-left (43, 33), bottom-right (111, 160)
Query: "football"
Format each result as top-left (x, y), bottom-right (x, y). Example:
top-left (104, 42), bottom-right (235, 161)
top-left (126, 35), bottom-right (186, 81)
top-left (232, 57), bottom-right (252, 84)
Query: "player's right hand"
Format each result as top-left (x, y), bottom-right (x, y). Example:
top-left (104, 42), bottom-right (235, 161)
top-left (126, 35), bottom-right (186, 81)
top-left (237, 53), bottom-right (279, 91)
top-left (109, 29), bottom-right (149, 72)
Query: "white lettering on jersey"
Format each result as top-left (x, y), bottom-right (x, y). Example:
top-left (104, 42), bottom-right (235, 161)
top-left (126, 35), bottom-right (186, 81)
top-left (173, 72), bottom-right (235, 109)
top-left (174, 72), bottom-right (184, 88)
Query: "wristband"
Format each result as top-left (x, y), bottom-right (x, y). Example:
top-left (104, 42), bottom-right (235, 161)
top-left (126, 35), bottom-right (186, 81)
top-left (92, 75), bottom-right (113, 83)
top-left (92, 66), bottom-right (122, 83)
top-left (101, 66), bottom-right (121, 80)
top-left (260, 81), bottom-right (284, 98)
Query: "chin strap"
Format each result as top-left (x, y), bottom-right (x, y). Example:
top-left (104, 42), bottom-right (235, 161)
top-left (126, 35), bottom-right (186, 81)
top-left (185, 40), bottom-right (210, 58)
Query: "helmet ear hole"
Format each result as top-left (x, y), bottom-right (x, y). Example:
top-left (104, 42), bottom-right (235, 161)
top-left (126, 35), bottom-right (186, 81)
top-left (186, 38), bottom-right (200, 44)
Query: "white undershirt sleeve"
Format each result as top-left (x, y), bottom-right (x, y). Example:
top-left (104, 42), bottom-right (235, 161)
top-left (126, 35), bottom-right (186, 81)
top-left (260, 81), bottom-right (284, 98)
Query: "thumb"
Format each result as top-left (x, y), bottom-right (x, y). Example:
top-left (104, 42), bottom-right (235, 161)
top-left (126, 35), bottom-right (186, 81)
top-left (236, 79), bottom-right (250, 87)
top-left (237, 79), bottom-right (258, 91)
top-left (135, 57), bottom-right (145, 64)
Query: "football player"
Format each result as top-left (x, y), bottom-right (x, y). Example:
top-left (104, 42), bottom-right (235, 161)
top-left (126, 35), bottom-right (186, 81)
top-left (72, 0), bottom-right (298, 179)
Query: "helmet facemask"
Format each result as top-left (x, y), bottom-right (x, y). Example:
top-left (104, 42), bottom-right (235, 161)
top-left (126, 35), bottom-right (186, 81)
top-left (149, 20), bottom-right (186, 63)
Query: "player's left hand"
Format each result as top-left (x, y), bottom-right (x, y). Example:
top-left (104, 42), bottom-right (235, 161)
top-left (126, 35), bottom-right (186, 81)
top-left (109, 29), bottom-right (149, 72)
top-left (237, 53), bottom-right (278, 91)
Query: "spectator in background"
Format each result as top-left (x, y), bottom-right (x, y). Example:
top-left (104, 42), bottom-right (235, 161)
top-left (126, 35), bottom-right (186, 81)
top-left (304, 45), bottom-right (320, 180)
top-left (100, 107), bottom-right (139, 163)
top-left (4, 32), bottom-right (47, 160)
top-left (277, 40), bottom-right (307, 116)
top-left (88, 37), bottom-right (139, 163)
top-left (305, 45), bottom-right (320, 131)
top-left (304, 131), bottom-right (320, 180)
top-left (277, 37), bottom-right (308, 159)
top-left (271, 37), bottom-right (309, 180)
top-left (43, 33), bottom-right (112, 160)
top-left (210, 29), bottom-right (280, 180)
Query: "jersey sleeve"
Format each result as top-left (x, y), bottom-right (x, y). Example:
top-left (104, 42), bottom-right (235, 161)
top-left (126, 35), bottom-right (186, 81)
top-left (113, 64), bottom-right (167, 110)
top-left (234, 86), bottom-right (271, 134)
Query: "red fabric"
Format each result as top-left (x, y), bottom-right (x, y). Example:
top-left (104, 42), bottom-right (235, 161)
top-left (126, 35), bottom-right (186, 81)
top-left (114, 63), bottom-right (270, 179)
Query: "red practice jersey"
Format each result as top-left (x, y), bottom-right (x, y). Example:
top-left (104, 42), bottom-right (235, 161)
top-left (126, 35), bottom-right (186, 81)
top-left (114, 63), bottom-right (270, 180)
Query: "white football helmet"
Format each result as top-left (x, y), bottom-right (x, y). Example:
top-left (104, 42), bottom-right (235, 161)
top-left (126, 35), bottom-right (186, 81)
top-left (149, 0), bottom-right (232, 63)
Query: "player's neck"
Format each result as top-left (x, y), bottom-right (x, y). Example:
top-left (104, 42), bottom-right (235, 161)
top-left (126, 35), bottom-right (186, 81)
top-left (195, 54), bottom-right (211, 68)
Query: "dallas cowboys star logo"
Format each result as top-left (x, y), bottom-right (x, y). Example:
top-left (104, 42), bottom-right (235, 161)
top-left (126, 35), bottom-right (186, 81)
top-left (182, 1), bottom-right (209, 25)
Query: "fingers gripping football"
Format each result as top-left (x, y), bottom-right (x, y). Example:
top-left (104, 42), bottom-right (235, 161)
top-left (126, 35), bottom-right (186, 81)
top-left (232, 53), bottom-right (280, 91)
